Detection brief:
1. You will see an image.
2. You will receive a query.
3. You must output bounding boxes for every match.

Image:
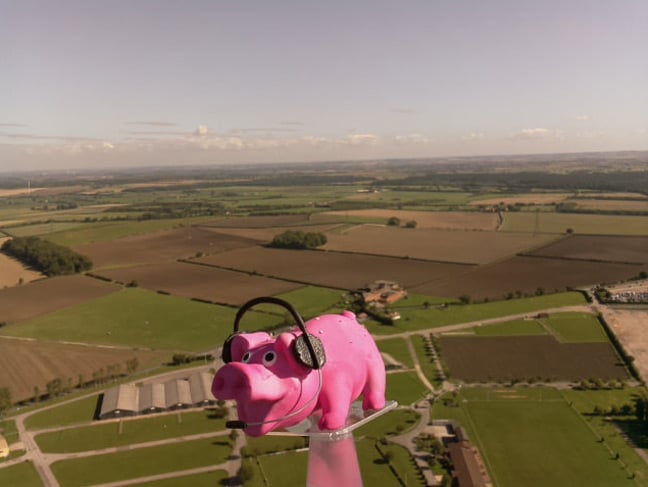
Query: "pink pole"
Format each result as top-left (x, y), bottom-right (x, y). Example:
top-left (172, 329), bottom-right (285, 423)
top-left (307, 432), bottom-right (362, 487)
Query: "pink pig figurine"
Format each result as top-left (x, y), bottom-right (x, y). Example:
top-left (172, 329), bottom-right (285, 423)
top-left (212, 310), bottom-right (386, 437)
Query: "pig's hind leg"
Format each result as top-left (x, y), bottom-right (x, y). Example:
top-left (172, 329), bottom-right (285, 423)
top-left (362, 364), bottom-right (386, 412)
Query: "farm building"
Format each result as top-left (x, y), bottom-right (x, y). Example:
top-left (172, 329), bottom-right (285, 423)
top-left (189, 371), bottom-right (217, 406)
top-left (99, 371), bottom-right (216, 419)
top-left (139, 383), bottom-right (166, 414)
top-left (356, 280), bottom-right (407, 307)
top-left (447, 440), bottom-right (488, 487)
top-left (99, 384), bottom-right (139, 419)
top-left (165, 379), bottom-right (192, 410)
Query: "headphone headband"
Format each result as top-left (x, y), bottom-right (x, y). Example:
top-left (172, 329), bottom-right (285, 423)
top-left (230, 296), bottom-right (324, 369)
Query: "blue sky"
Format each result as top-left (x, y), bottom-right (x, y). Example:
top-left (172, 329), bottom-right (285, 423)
top-left (1, 0), bottom-right (647, 170)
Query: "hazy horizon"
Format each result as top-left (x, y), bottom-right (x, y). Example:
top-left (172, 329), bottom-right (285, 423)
top-left (2, 0), bottom-right (647, 171)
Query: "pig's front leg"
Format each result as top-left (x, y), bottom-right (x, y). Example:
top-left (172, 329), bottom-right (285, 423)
top-left (317, 378), bottom-right (354, 431)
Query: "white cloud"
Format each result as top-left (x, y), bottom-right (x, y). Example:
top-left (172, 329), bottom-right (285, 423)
top-left (345, 133), bottom-right (379, 145)
top-left (461, 132), bottom-right (485, 141)
top-left (511, 128), bottom-right (551, 139)
top-left (575, 115), bottom-right (590, 122)
top-left (394, 134), bottom-right (430, 144)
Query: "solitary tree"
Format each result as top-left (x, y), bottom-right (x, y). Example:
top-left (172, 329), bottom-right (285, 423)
top-left (0, 387), bottom-right (12, 416)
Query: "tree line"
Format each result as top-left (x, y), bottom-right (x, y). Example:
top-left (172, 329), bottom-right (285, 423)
top-left (1, 236), bottom-right (92, 276)
top-left (268, 230), bottom-right (327, 249)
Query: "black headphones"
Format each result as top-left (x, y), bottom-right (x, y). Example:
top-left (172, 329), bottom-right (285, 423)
top-left (221, 296), bottom-right (326, 370)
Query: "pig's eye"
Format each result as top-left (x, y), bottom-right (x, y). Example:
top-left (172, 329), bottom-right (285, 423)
top-left (241, 352), bottom-right (252, 363)
top-left (262, 351), bottom-right (277, 367)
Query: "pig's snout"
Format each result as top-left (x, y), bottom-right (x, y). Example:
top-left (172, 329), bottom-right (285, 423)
top-left (212, 363), bottom-right (284, 402)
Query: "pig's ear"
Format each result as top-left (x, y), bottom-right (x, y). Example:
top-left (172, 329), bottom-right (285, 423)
top-left (229, 332), bottom-right (273, 362)
top-left (275, 333), bottom-right (310, 375)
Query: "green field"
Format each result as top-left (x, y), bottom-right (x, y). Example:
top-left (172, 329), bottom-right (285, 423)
top-left (272, 285), bottom-right (345, 319)
top-left (0, 288), bottom-right (281, 351)
top-left (543, 312), bottom-right (609, 343)
top-left (244, 435), bottom-right (308, 457)
top-left (4, 222), bottom-right (88, 238)
top-left (386, 372), bottom-right (429, 405)
top-left (35, 411), bottom-right (225, 453)
top-left (0, 419), bottom-right (19, 445)
top-left (355, 407), bottom-right (420, 440)
top-left (256, 450), bottom-right (309, 486)
top-left (472, 318), bottom-right (547, 336)
top-left (411, 335), bottom-right (439, 387)
top-left (50, 436), bottom-right (232, 487)
top-left (357, 439), bottom-right (422, 487)
top-left (378, 337), bottom-right (414, 368)
top-left (365, 292), bottom-right (587, 335)
top-left (130, 470), bottom-right (229, 487)
top-left (44, 218), bottom-right (215, 247)
top-left (0, 461), bottom-right (43, 487)
top-left (25, 395), bottom-right (100, 431)
top-left (502, 212), bottom-right (648, 235)
top-left (391, 293), bottom-right (458, 309)
top-left (433, 387), bottom-right (638, 487)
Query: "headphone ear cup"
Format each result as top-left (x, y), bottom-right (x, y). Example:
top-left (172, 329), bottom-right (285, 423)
top-left (221, 333), bottom-right (240, 363)
top-left (293, 334), bottom-right (326, 369)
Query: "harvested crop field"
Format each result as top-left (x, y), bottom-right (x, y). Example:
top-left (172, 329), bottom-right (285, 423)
top-left (0, 274), bottom-right (120, 324)
top-left (526, 235), bottom-right (648, 264)
top-left (323, 226), bottom-right (559, 264)
top-left (0, 337), bottom-right (167, 402)
top-left (74, 226), bottom-right (259, 269)
top-left (321, 209), bottom-right (499, 230)
top-left (411, 255), bottom-right (646, 301)
top-left (95, 261), bottom-right (302, 305)
top-left (599, 308), bottom-right (648, 383)
top-left (196, 247), bottom-right (470, 290)
top-left (438, 335), bottom-right (628, 381)
top-left (0, 237), bottom-right (44, 287)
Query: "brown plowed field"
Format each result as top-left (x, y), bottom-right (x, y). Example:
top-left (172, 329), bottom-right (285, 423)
top-left (0, 338), bottom-right (168, 402)
top-left (323, 226), bottom-right (559, 264)
top-left (439, 335), bottom-right (628, 381)
top-left (526, 235), bottom-right (648, 264)
top-left (196, 247), bottom-right (470, 290)
top-left (96, 261), bottom-right (302, 305)
top-left (321, 210), bottom-right (499, 230)
top-left (75, 226), bottom-right (259, 269)
top-left (411, 256), bottom-right (646, 301)
top-left (0, 275), bottom-right (120, 324)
